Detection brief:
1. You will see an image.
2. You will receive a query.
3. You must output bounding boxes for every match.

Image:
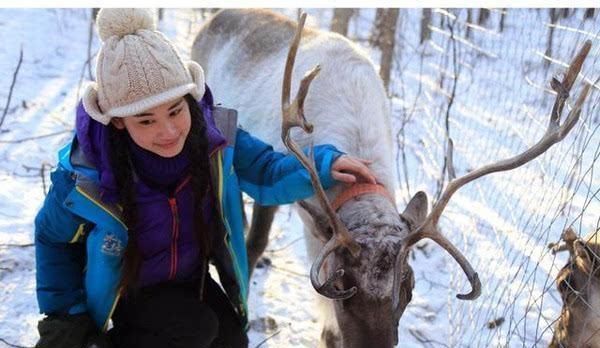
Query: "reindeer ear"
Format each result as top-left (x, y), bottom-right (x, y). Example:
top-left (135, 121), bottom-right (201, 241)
top-left (400, 191), bottom-right (428, 230)
top-left (573, 240), bottom-right (593, 275)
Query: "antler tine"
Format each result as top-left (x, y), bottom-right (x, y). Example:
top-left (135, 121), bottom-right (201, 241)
top-left (549, 40), bottom-right (591, 129)
top-left (409, 229), bottom-right (481, 300)
top-left (310, 238), bottom-right (358, 300)
top-left (407, 40), bottom-right (594, 301)
top-left (281, 13), bottom-right (321, 138)
top-left (282, 13), bottom-right (305, 110)
top-left (281, 12), bottom-right (361, 299)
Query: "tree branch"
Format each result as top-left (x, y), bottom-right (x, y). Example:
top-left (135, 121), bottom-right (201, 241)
top-left (0, 130), bottom-right (72, 144)
top-left (0, 46), bottom-right (24, 130)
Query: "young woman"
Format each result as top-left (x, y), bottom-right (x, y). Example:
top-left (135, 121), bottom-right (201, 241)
top-left (34, 9), bottom-right (377, 348)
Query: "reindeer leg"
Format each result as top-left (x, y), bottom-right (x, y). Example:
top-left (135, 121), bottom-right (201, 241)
top-left (246, 203), bottom-right (279, 277)
top-left (320, 328), bottom-right (342, 348)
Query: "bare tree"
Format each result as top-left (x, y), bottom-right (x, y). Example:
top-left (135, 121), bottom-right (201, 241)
top-left (584, 8), bottom-right (595, 20)
top-left (477, 8), bottom-right (490, 26)
top-left (466, 9), bottom-right (473, 39)
top-left (0, 46), bottom-right (23, 131)
top-left (87, 9), bottom-right (97, 80)
top-left (499, 8), bottom-right (507, 32)
top-left (370, 8), bottom-right (400, 93)
top-left (330, 8), bottom-right (355, 37)
top-left (545, 8), bottom-right (560, 68)
top-left (420, 8), bottom-right (432, 44)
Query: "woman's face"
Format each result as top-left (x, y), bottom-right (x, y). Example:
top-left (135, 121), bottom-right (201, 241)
top-left (111, 98), bottom-right (191, 158)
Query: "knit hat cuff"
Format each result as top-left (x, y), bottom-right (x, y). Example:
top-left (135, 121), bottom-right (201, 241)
top-left (108, 83), bottom-right (198, 117)
top-left (82, 83), bottom-right (111, 125)
top-left (82, 61), bottom-right (206, 126)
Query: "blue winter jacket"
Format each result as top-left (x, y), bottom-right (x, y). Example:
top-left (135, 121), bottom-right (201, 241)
top-left (35, 101), bottom-right (343, 331)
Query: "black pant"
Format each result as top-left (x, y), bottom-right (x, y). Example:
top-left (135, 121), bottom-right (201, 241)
top-left (109, 276), bottom-right (248, 348)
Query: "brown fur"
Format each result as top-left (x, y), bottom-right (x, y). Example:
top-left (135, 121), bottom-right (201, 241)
top-left (550, 229), bottom-right (600, 348)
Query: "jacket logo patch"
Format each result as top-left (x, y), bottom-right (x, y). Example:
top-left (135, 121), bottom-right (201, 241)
top-left (101, 234), bottom-right (123, 257)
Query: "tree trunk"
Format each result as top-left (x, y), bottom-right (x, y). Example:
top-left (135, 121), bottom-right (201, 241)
top-left (466, 9), bottom-right (473, 39)
top-left (330, 8), bottom-right (355, 36)
top-left (420, 8), bottom-right (432, 43)
top-left (158, 8), bottom-right (164, 21)
top-left (477, 8), bottom-right (490, 26)
top-left (499, 9), bottom-right (506, 32)
top-left (92, 8), bottom-right (99, 22)
top-left (545, 8), bottom-right (559, 68)
top-left (439, 8), bottom-right (446, 28)
top-left (371, 9), bottom-right (399, 93)
top-left (584, 8), bottom-right (595, 19)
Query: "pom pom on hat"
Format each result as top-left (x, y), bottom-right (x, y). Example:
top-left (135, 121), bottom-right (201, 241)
top-left (96, 8), bottom-right (156, 42)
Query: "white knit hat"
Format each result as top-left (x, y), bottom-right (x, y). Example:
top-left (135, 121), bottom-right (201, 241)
top-left (82, 8), bottom-right (205, 125)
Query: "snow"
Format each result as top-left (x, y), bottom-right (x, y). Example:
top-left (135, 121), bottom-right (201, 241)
top-left (0, 8), bottom-right (598, 348)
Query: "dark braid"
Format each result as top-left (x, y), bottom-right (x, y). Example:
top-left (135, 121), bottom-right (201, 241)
top-left (107, 123), bottom-right (140, 292)
top-left (107, 93), bottom-right (219, 292)
top-left (184, 93), bottom-right (213, 257)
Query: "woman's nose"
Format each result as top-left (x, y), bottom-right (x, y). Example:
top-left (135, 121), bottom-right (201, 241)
top-left (160, 120), bottom-right (178, 137)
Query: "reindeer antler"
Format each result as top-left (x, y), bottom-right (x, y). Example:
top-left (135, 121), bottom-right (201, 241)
top-left (404, 40), bottom-right (594, 301)
top-left (281, 13), bottom-right (361, 300)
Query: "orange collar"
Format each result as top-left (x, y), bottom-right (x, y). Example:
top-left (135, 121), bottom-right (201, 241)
top-left (331, 183), bottom-right (395, 211)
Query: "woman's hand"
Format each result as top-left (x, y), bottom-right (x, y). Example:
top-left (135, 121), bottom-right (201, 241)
top-left (331, 155), bottom-right (377, 184)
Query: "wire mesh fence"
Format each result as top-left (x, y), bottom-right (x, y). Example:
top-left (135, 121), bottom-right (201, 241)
top-left (355, 8), bottom-right (600, 347)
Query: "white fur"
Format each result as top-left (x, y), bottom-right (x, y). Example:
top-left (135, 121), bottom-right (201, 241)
top-left (193, 10), bottom-right (405, 346)
top-left (197, 27), bottom-right (396, 193)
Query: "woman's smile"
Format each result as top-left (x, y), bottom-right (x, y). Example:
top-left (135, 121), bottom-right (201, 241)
top-left (155, 138), bottom-right (180, 148)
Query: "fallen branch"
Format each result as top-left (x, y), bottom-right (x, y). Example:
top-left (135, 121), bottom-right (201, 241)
top-left (0, 337), bottom-right (32, 348)
top-left (265, 236), bottom-right (303, 253)
top-left (254, 329), bottom-right (282, 348)
top-left (75, 51), bottom-right (97, 104)
top-left (87, 10), bottom-right (95, 80)
top-left (0, 46), bottom-right (24, 130)
top-left (22, 163), bottom-right (55, 196)
top-left (0, 243), bottom-right (34, 248)
top-left (408, 328), bottom-right (450, 348)
top-left (0, 130), bottom-right (72, 144)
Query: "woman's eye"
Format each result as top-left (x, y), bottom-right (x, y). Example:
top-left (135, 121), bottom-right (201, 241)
top-left (170, 108), bottom-right (182, 117)
top-left (139, 120), bottom-right (154, 126)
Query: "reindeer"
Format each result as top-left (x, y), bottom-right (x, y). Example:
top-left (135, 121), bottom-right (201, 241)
top-left (192, 9), bottom-right (593, 347)
top-left (550, 227), bottom-right (600, 347)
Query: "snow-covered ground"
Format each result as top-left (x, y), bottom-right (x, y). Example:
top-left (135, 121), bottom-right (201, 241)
top-left (0, 8), bottom-right (598, 348)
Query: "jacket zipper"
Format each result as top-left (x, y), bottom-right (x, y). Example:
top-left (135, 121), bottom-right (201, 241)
top-left (167, 176), bottom-right (191, 280)
top-left (168, 197), bottom-right (180, 280)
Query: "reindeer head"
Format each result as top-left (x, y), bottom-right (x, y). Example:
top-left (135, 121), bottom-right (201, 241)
top-left (330, 192), bottom-right (427, 346)
top-left (550, 228), bottom-right (600, 348)
top-left (298, 191), bottom-right (427, 346)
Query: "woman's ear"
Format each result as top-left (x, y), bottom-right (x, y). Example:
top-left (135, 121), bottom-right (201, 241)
top-left (111, 117), bottom-right (126, 130)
